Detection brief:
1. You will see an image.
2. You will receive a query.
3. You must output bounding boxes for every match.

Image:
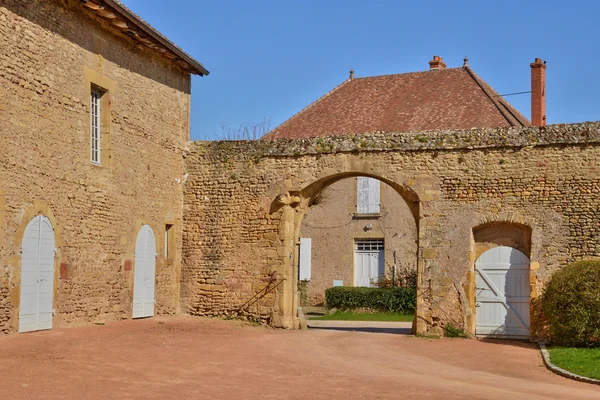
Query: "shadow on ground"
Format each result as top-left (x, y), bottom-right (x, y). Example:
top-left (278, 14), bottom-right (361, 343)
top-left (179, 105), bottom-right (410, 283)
top-left (308, 326), bottom-right (412, 334)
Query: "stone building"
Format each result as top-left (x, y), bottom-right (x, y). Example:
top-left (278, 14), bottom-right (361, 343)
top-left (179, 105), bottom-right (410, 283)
top-left (0, 0), bottom-right (207, 333)
top-left (3, 0), bottom-right (598, 342)
top-left (262, 56), bottom-right (538, 306)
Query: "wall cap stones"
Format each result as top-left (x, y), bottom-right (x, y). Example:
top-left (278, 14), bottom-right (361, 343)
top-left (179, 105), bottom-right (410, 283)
top-left (189, 122), bottom-right (600, 159)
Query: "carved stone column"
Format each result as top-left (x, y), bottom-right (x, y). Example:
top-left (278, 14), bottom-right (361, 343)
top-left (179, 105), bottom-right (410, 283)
top-left (274, 193), bottom-right (301, 329)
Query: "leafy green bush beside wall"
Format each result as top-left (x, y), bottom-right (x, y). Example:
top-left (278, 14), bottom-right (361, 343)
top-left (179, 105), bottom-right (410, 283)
top-left (325, 287), bottom-right (416, 314)
top-left (542, 260), bottom-right (600, 347)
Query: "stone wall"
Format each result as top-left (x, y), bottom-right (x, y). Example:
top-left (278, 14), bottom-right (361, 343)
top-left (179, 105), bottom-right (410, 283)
top-left (183, 122), bottom-right (600, 336)
top-left (0, 0), bottom-right (191, 333)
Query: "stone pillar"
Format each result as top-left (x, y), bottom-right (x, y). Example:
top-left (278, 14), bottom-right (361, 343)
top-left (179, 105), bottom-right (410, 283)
top-left (273, 193), bottom-right (301, 329)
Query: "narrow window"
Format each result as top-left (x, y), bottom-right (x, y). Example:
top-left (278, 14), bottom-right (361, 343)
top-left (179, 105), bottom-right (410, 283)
top-left (357, 177), bottom-right (381, 214)
top-left (165, 224), bottom-right (173, 259)
top-left (90, 89), bottom-right (102, 165)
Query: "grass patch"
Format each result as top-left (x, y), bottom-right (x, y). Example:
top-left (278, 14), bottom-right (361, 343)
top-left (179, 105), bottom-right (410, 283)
top-left (548, 347), bottom-right (600, 380)
top-left (444, 324), bottom-right (468, 338)
top-left (311, 311), bottom-right (414, 322)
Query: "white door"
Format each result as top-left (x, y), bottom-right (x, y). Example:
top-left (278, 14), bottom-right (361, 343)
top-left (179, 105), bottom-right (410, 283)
top-left (475, 246), bottom-right (531, 338)
top-left (132, 225), bottom-right (156, 319)
top-left (354, 239), bottom-right (384, 287)
top-left (19, 215), bottom-right (55, 333)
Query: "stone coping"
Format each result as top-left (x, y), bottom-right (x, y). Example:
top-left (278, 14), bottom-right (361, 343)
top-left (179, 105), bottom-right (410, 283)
top-left (190, 121), bottom-right (600, 158)
top-left (539, 342), bottom-right (600, 386)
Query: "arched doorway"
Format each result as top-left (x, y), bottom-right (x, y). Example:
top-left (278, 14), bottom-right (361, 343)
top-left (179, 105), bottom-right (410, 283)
top-left (298, 176), bottom-right (418, 306)
top-left (133, 225), bottom-right (156, 319)
top-left (19, 215), bottom-right (56, 333)
top-left (475, 246), bottom-right (530, 338)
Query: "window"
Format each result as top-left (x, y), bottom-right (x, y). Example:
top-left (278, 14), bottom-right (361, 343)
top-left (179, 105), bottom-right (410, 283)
top-left (165, 224), bottom-right (173, 259)
top-left (357, 177), bottom-right (380, 214)
top-left (355, 238), bottom-right (385, 251)
top-left (90, 89), bottom-right (102, 165)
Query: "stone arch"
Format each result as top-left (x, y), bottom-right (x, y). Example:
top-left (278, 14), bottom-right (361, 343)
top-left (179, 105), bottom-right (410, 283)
top-left (10, 200), bottom-right (63, 332)
top-left (473, 221), bottom-right (532, 260)
top-left (271, 170), bottom-right (421, 330)
top-left (471, 211), bottom-right (538, 260)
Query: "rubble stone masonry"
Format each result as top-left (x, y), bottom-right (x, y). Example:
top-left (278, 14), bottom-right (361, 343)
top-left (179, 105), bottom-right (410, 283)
top-left (183, 122), bottom-right (600, 336)
top-left (0, 0), bottom-right (190, 333)
top-left (2, 0), bottom-right (599, 339)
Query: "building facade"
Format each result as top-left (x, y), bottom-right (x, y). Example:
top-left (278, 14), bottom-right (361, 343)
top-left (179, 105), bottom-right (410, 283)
top-left (0, 0), bottom-right (207, 333)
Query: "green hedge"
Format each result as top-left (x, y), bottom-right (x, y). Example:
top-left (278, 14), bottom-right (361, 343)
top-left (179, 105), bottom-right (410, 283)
top-left (542, 261), bottom-right (600, 347)
top-left (325, 286), bottom-right (416, 314)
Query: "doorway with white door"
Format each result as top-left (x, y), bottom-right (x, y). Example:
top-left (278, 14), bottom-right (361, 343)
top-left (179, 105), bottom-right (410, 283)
top-left (354, 238), bottom-right (385, 287)
top-left (475, 246), bottom-right (531, 338)
top-left (133, 225), bottom-right (157, 319)
top-left (19, 215), bottom-right (56, 333)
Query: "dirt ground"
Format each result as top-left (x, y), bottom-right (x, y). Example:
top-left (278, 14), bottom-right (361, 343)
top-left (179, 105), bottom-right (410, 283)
top-left (0, 316), bottom-right (598, 400)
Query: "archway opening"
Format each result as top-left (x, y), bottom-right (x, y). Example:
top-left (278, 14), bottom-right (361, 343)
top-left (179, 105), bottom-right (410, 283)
top-left (471, 222), bottom-right (532, 338)
top-left (294, 173), bottom-right (419, 331)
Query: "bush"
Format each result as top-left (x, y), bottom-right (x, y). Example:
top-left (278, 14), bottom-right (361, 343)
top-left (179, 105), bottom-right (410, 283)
top-left (542, 260), bottom-right (600, 347)
top-left (373, 268), bottom-right (417, 289)
top-left (325, 286), bottom-right (416, 314)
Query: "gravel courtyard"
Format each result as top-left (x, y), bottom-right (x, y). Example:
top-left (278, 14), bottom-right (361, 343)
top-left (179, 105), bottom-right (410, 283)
top-left (0, 316), bottom-right (598, 400)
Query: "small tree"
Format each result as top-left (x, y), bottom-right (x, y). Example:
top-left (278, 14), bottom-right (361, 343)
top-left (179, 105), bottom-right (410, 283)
top-left (201, 118), bottom-right (272, 141)
top-left (542, 260), bottom-right (600, 347)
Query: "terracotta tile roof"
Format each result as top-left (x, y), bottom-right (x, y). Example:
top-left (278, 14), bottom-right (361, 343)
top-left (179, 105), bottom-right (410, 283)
top-left (262, 66), bottom-right (529, 140)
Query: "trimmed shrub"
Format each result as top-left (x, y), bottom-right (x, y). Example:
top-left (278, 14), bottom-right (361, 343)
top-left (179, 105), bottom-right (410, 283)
top-left (542, 260), bottom-right (600, 347)
top-left (325, 286), bottom-right (416, 314)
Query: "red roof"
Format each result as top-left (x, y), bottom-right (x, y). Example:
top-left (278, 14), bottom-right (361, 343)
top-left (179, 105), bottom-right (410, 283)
top-left (262, 66), bottom-right (529, 140)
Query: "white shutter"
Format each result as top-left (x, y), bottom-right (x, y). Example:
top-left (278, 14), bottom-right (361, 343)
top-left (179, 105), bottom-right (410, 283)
top-left (299, 238), bottom-right (312, 281)
top-left (357, 177), bottom-right (370, 214)
top-left (367, 178), bottom-right (380, 213)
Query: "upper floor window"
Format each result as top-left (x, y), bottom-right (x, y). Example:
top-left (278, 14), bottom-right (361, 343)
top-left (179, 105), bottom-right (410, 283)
top-left (357, 177), bottom-right (380, 214)
top-left (90, 87), bottom-right (105, 165)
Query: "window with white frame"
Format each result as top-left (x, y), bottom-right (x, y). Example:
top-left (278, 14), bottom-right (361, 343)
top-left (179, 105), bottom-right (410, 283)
top-left (357, 177), bottom-right (381, 214)
top-left (90, 89), bottom-right (102, 165)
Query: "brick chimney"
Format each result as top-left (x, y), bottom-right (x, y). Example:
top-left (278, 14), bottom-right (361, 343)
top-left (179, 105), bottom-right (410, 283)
top-left (530, 58), bottom-right (547, 126)
top-left (429, 55), bottom-right (446, 70)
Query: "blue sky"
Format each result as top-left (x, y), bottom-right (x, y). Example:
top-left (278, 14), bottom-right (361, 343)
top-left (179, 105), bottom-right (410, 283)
top-left (121, 0), bottom-right (599, 140)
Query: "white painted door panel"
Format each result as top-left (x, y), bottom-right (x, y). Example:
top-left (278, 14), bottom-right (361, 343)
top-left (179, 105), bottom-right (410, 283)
top-left (133, 225), bottom-right (156, 319)
top-left (475, 246), bottom-right (530, 337)
top-left (354, 239), bottom-right (385, 287)
top-left (19, 216), bottom-right (55, 333)
top-left (144, 227), bottom-right (156, 317)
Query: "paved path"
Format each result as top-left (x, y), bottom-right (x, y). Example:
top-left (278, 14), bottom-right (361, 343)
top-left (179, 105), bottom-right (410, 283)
top-left (307, 319), bottom-right (413, 334)
top-left (0, 316), bottom-right (598, 399)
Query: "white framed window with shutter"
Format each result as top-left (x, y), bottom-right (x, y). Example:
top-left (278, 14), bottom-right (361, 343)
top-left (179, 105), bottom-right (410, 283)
top-left (356, 177), bottom-right (381, 214)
